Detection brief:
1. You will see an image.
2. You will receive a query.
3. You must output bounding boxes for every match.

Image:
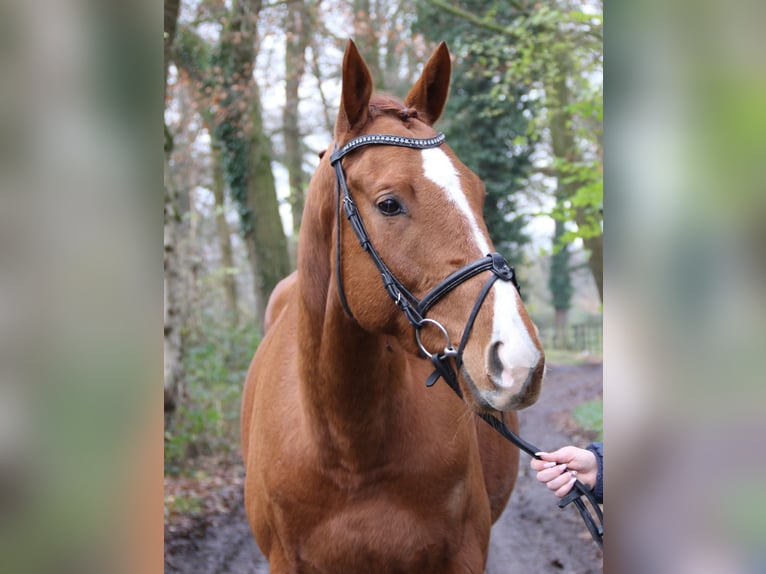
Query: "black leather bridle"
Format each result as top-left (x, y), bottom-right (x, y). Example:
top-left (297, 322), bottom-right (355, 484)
top-left (329, 131), bottom-right (603, 550)
top-left (330, 132), bottom-right (519, 395)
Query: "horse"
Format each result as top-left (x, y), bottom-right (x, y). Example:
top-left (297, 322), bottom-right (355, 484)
top-left (241, 39), bottom-right (545, 573)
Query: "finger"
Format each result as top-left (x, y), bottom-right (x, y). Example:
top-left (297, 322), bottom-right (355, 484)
top-left (535, 451), bottom-right (564, 463)
top-left (535, 463), bottom-right (568, 483)
top-left (536, 447), bottom-right (580, 464)
top-left (546, 469), bottom-right (577, 493)
top-left (530, 458), bottom-right (559, 471)
top-left (555, 475), bottom-right (577, 498)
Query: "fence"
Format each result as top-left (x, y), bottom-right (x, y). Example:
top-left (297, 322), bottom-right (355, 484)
top-left (540, 322), bottom-right (602, 354)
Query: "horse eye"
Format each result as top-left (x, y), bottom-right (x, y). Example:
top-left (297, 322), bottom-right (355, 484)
top-left (377, 198), bottom-right (403, 216)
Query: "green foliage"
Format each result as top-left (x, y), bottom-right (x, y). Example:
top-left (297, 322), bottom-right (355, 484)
top-left (544, 349), bottom-right (601, 364)
top-left (423, 1), bottom-right (603, 250)
top-left (550, 157), bottom-right (603, 246)
top-left (174, 26), bottom-right (213, 77)
top-left (572, 398), bottom-right (603, 441)
top-left (415, 0), bottom-right (536, 264)
top-left (548, 218), bottom-right (572, 310)
top-left (723, 481), bottom-right (766, 549)
top-left (214, 120), bottom-right (253, 235)
top-left (164, 320), bottom-right (260, 476)
top-left (173, 21), bottom-right (256, 238)
top-left (164, 492), bottom-right (204, 518)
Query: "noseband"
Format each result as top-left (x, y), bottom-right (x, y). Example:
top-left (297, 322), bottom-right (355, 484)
top-left (329, 132), bottom-right (603, 550)
top-left (330, 132), bottom-right (519, 396)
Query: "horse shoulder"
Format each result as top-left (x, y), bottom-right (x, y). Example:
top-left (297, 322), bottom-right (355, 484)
top-left (264, 271), bottom-right (297, 334)
top-left (241, 293), bottom-right (310, 552)
top-left (241, 275), bottom-right (299, 467)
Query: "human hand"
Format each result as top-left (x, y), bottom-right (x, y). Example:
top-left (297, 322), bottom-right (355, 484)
top-left (530, 446), bottom-right (598, 498)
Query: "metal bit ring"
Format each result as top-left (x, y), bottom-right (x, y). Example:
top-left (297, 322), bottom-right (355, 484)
top-left (415, 318), bottom-right (457, 359)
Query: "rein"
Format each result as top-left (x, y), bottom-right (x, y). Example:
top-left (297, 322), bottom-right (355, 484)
top-left (329, 131), bottom-right (603, 550)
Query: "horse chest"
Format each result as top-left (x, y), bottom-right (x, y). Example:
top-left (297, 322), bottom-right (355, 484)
top-left (257, 441), bottom-right (489, 572)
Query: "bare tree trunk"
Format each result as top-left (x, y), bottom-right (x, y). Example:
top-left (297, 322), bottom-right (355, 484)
top-left (245, 85), bottom-right (291, 330)
top-left (309, 35), bottom-right (335, 135)
top-left (212, 143), bottom-right (239, 328)
top-left (283, 0), bottom-right (312, 235)
top-left (578, 217), bottom-right (603, 302)
top-left (352, 0), bottom-right (384, 87)
top-left (164, 0), bottom-right (180, 102)
top-left (170, 82), bottom-right (203, 341)
top-left (549, 216), bottom-right (572, 350)
top-left (214, 0), bottom-right (290, 333)
top-left (164, 0), bottom-right (183, 424)
top-left (554, 308), bottom-right (569, 349)
top-left (164, 130), bottom-right (186, 421)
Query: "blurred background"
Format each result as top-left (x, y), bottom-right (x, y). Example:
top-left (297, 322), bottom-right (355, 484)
top-left (1, 0), bottom-right (764, 571)
top-left (161, 2), bottom-right (604, 570)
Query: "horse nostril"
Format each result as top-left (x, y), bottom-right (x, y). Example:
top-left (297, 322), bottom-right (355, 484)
top-left (488, 341), bottom-right (541, 391)
top-left (488, 342), bottom-right (504, 380)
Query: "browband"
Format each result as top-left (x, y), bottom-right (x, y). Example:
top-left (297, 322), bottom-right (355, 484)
top-left (331, 133), bottom-right (446, 164)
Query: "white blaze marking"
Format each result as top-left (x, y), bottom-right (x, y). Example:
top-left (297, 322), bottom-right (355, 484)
top-left (492, 281), bottom-right (540, 388)
top-left (421, 147), bottom-right (539, 398)
top-left (421, 148), bottom-right (490, 254)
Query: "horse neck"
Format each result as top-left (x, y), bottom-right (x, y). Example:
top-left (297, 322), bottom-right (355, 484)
top-left (296, 161), bottom-right (410, 467)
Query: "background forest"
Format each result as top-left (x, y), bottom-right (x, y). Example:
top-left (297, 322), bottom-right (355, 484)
top-left (163, 0), bottom-right (603, 481)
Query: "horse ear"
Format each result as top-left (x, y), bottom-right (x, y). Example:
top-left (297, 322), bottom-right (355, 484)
top-left (335, 39), bottom-right (373, 140)
top-left (405, 42), bottom-right (451, 126)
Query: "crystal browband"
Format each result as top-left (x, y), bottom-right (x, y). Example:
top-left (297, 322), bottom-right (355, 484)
top-left (330, 133), bottom-right (446, 164)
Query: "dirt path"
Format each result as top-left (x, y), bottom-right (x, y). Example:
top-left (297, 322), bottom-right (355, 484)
top-left (165, 362), bottom-right (603, 573)
top-left (484, 362), bottom-right (603, 574)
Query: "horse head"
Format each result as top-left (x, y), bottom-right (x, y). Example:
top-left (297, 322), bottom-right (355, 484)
top-left (323, 40), bottom-right (544, 412)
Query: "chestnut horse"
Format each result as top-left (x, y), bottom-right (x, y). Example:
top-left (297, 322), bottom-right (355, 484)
top-left (241, 40), bottom-right (545, 573)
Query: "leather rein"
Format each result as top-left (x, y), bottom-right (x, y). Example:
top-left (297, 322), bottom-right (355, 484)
top-left (329, 132), bottom-right (603, 550)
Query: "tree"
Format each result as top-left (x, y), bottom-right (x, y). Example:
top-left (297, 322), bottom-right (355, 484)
top-left (164, 0), bottom-right (185, 421)
top-left (350, 0), bottom-right (426, 94)
top-left (422, 0), bottom-right (603, 302)
top-left (175, 0), bottom-right (291, 333)
top-left (415, 0), bottom-right (536, 266)
top-left (548, 217), bottom-right (573, 348)
top-left (283, 0), bottom-right (313, 235)
top-left (544, 24), bottom-right (603, 302)
top-left (211, 140), bottom-right (240, 328)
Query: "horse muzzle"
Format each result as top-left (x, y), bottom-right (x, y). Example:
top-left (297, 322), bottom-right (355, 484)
top-left (482, 340), bottom-right (544, 411)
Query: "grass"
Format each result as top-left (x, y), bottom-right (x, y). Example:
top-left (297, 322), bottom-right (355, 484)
top-left (164, 492), bottom-right (204, 518)
top-left (544, 349), bottom-right (602, 365)
top-left (164, 318), bottom-right (260, 476)
top-left (572, 399), bottom-right (603, 441)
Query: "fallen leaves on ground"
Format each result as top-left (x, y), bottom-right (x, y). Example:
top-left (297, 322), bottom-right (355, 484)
top-left (165, 457), bottom-right (245, 545)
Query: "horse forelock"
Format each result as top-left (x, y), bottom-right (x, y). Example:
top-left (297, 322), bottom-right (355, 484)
top-left (335, 94), bottom-right (428, 146)
top-left (368, 94), bottom-right (421, 125)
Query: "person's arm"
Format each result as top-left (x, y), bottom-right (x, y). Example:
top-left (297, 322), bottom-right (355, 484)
top-left (530, 443), bottom-right (602, 502)
top-left (585, 442), bottom-right (603, 503)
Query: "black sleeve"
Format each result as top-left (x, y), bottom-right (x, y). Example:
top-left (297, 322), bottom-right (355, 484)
top-left (586, 442), bottom-right (603, 504)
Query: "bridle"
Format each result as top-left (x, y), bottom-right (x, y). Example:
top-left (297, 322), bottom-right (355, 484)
top-left (331, 132), bottom-right (518, 396)
top-left (329, 131), bottom-right (603, 550)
